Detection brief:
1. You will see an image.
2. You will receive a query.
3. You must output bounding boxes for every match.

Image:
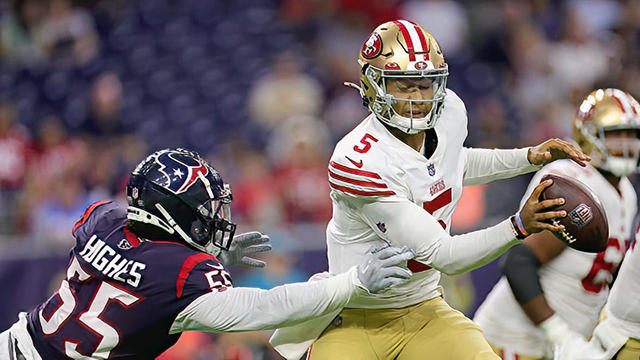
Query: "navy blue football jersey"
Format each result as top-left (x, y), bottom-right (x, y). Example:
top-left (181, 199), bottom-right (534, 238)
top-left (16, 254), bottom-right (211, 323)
top-left (26, 201), bottom-right (232, 359)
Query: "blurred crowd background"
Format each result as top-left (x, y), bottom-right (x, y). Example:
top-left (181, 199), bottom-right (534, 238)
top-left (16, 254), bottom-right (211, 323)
top-left (1, 0), bottom-right (639, 359)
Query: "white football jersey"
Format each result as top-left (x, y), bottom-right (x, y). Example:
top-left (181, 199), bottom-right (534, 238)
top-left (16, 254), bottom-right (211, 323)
top-left (606, 227), bottom-right (640, 338)
top-left (474, 159), bottom-right (637, 357)
top-left (326, 89), bottom-right (535, 309)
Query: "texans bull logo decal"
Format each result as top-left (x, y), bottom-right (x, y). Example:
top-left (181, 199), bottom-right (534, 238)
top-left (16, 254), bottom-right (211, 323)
top-left (156, 151), bottom-right (209, 194)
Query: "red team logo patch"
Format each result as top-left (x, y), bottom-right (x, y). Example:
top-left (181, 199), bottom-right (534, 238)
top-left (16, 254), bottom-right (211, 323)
top-left (362, 32), bottom-right (383, 59)
top-left (415, 61), bottom-right (429, 70)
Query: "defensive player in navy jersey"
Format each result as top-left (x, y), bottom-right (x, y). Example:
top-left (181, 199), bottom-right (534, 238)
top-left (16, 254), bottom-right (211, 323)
top-left (0, 148), bottom-right (414, 360)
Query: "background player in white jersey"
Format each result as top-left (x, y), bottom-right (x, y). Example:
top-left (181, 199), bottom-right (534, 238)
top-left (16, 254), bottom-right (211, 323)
top-left (556, 220), bottom-right (640, 360)
top-left (270, 20), bottom-right (590, 360)
top-left (0, 148), bottom-right (414, 360)
top-left (474, 88), bottom-right (640, 360)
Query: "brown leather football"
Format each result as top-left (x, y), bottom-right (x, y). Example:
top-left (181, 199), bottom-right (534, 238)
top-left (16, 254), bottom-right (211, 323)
top-left (539, 174), bottom-right (609, 253)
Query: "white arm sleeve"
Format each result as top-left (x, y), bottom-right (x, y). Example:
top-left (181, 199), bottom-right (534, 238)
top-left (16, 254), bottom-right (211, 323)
top-left (358, 198), bottom-right (520, 275)
top-left (463, 147), bottom-right (540, 186)
top-left (169, 267), bottom-right (359, 334)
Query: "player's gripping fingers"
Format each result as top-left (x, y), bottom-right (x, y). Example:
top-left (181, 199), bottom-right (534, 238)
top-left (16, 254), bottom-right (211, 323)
top-left (536, 221), bottom-right (565, 233)
top-left (379, 248), bottom-right (414, 268)
top-left (530, 179), bottom-right (553, 202)
top-left (535, 198), bottom-right (565, 211)
top-left (380, 265), bottom-right (412, 280)
top-left (371, 245), bottom-right (407, 260)
top-left (556, 139), bottom-right (590, 166)
top-left (534, 210), bottom-right (567, 221)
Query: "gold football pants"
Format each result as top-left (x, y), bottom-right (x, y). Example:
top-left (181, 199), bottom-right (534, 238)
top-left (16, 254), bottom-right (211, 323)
top-left (308, 296), bottom-right (499, 360)
top-left (615, 337), bottom-right (640, 360)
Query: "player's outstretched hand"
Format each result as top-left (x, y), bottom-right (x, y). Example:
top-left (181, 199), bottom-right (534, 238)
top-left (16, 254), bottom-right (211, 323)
top-left (356, 244), bottom-right (414, 293)
top-left (519, 179), bottom-right (567, 234)
top-left (528, 138), bottom-right (591, 167)
top-left (219, 231), bottom-right (272, 268)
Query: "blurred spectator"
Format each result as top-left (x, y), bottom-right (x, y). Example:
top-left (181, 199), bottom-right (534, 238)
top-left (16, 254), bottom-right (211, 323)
top-left (549, 7), bottom-right (611, 93)
top-left (34, 0), bottom-right (98, 66)
top-left (18, 116), bottom-right (90, 245)
top-left (85, 72), bottom-right (125, 137)
top-left (0, 102), bottom-right (33, 191)
top-left (400, 0), bottom-right (469, 57)
top-left (29, 166), bottom-right (96, 248)
top-left (0, 0), bottom-right (46, 64)
top-left (0, 102), bottom-right (33, 233)
top-left (268, 116), bottom-right (332, 223)
top-left (248, 52), bottom-right (324, 130)
top-left (323, 86), bottom-right (369, 140)
top-left (232, 150), bottom-right (284, 228)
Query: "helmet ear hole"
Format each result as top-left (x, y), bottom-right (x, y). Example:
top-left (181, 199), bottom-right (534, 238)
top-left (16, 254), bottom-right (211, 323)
top-left (190, 218), bottom-right (211, 246)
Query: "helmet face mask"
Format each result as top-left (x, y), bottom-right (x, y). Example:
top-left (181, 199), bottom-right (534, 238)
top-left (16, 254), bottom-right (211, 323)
top-left (573, 88), bottom-right (640, 177)
top-left (598, 130), bottom-right (640, 176)
top-left (380, 71), bottom-right (447, 131)
top-left (127, 148), bottom-right (237, 256)
top-left (354, 20), bottom-right (449, 134)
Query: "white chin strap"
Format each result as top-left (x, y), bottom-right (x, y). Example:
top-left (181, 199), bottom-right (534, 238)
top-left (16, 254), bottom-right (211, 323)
top-left (601, 156), bottom-right (638, 177)
top-left (127, 205), bottom-right (220, 256)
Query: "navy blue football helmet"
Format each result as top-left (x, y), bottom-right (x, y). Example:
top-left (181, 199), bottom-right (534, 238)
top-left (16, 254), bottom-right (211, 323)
top-left (126, 148), bottom-right (236, 256)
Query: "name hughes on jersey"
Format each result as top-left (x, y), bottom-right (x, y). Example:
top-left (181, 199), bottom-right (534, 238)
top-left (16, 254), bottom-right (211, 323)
top-left (77, 235), bottom-right (146, 288)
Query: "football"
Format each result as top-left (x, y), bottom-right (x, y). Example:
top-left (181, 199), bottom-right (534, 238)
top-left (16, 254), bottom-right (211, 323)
top-left (539, 174), bottom-right (609, 253)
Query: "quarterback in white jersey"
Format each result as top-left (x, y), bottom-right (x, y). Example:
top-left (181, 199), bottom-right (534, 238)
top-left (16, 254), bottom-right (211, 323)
top-left (474, 89), bottom-right (640, 360)
top-left (270, 20), bottom-right (589, 360)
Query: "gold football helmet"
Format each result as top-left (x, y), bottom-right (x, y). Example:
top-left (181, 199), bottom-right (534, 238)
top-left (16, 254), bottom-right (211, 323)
top-left (347, 20), bottom-right (448, 134)
top-left (573, 88), bottom-right (640, 176)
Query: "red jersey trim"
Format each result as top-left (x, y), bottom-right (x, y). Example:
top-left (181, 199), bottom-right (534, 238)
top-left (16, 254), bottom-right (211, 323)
top-left (329, 181), bottom-right (395, 197)
top-left (422, 189), bottom-right (452, 214)
top-left (123, 228), bottom-right (141, 247)
top-left (73, 200), bottom-right (111, 234)
top-left (329, 161), bottom-right (382, 179)
top-left (328, 170), bottom-right (388, 189)
top-left (176, 253), bottom-right (218, 298)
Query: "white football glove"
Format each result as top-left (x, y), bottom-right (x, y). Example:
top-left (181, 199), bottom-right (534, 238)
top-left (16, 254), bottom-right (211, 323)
top-left (219, 231), bottom-right (272, 268)
top-left (540, 314), bottom-right (585, 359)
top-left (356, 244), bottom-right (414, 293)
top-left (554, 334), bottom-right (604, 360)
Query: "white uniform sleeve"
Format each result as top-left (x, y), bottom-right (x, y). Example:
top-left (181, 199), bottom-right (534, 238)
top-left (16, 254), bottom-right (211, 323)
top-left (356, 197), bottom-right (520, 275)
top-left (462, 147), bottom-right (540, 186)
top-left (169, 267), bottom-right (360, 334)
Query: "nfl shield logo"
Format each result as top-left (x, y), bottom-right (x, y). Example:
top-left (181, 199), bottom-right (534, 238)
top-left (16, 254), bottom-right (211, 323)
top-left (376, 222), bottom-right (387, 233)
top-left (569, 203), bottom-right (593, 229)
top-left (427, 164), bottom-right (436, 176)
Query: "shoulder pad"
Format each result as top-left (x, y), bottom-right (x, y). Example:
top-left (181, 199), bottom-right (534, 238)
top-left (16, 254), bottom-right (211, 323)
top-left (72, 201), bottom-right (125, 240)
top-left (176, 253), bottom-right (231, 298)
